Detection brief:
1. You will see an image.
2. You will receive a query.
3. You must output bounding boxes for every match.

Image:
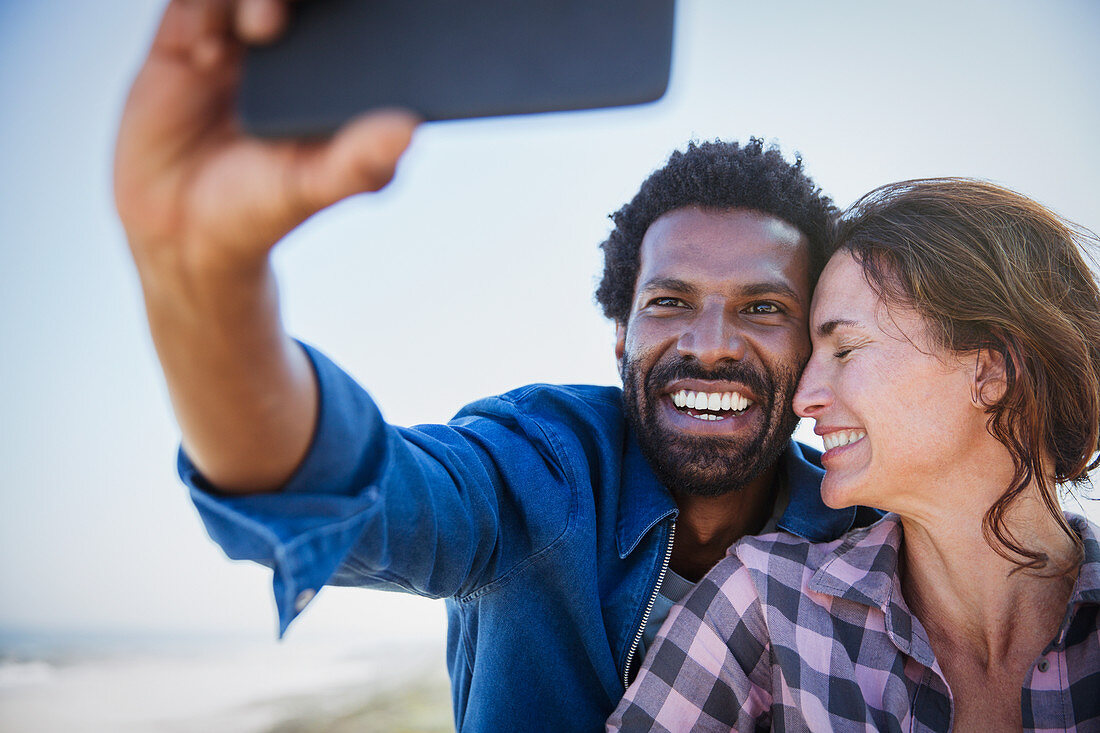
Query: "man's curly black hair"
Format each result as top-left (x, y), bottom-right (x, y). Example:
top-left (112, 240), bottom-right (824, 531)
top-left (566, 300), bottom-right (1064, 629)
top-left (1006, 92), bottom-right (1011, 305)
top-left (595, 138), bottom-right (837, 324)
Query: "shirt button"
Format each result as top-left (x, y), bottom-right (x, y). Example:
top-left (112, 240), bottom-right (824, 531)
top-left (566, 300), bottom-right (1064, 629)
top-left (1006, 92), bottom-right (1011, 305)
top-left (294, 588), bottom-right (316, 612)
top-left (1037, 658), bottom-right (1050, 673)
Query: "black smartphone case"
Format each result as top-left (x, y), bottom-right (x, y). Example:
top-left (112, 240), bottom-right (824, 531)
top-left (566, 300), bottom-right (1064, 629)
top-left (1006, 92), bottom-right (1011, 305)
top-left (239, 0), bottom-right (675, 137)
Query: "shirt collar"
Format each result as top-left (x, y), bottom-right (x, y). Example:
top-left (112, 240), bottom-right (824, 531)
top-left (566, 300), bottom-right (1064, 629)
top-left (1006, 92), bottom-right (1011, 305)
top-left (615, 436), bottom-right (855, 559)
top-left (810, 513), bottom-right (903, 610)
top-left (1067, 513), bottom-right (1100, 602)
top-left (809, 514), bottom-right (936, 664)
top-left (1055, 513), bottom-right (1100, 646)
top-left (810, 512), bottom-right (1100, 660)
top-left (616, 431), bottom-right (677, 559)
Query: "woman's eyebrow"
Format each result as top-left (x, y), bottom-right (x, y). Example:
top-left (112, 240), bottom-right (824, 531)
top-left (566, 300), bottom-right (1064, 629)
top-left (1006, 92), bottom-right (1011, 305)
top-left (815, 318), bottom-right (863, 338)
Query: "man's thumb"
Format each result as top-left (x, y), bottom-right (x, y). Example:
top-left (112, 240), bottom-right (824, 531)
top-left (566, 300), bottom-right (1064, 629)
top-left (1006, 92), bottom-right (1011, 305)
top-left (290, 109), bottom-right (421, 216)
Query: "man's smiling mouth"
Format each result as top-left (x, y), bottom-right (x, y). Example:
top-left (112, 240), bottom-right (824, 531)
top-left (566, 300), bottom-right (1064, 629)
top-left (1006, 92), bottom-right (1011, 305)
top-left (669, 389), bottom-right (754, 421)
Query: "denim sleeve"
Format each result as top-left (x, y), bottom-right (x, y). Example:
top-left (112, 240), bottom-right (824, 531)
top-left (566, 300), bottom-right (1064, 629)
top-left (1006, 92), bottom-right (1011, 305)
top-left (182, 342), bottom-right (574, 635)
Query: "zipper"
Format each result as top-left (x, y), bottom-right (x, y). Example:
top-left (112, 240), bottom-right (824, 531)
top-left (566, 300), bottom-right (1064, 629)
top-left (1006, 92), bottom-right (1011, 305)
top-left (621, 519), bottom-right (676, 689)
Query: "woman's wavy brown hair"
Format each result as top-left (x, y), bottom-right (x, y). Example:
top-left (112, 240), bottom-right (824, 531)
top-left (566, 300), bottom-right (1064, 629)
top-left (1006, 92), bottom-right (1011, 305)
top-left (832, 178), bottom-right (1100, 571)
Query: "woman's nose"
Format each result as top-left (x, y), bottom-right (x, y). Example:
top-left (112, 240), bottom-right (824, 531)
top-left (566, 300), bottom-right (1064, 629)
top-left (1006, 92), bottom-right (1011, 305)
top-left (793, 357), bottom-right (831, 418)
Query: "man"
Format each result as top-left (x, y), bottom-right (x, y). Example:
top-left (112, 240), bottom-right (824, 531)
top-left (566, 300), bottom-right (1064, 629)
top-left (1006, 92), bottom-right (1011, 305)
top-left (115, 1), bottom-right (871, 729)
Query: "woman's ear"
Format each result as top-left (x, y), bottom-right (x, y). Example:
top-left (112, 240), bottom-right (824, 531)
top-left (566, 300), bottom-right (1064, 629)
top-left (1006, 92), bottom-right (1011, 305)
top-left (971, 346), bottom-right (1008, 406)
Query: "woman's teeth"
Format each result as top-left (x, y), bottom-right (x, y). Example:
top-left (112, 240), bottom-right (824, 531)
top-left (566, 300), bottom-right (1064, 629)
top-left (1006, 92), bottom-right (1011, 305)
top-left (670, 389), bottom-right (753, 420)
top-left (822, 430), bottom-right (866, 450)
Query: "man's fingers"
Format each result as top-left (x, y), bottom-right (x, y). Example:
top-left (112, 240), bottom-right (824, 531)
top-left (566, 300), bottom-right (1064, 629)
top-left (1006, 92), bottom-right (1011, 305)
top-left (235, 0), bottom-right (290, 44)
top-left (332, 110), bottom-right (421, 190)
top-left (151, 0), bottom-right (223, 55)
top-left (151, 0), bottom-right (203, 56)
top-left (289, 110), bottom-right (421, 217)
top-left (152, 0), bottom-right (288, 57)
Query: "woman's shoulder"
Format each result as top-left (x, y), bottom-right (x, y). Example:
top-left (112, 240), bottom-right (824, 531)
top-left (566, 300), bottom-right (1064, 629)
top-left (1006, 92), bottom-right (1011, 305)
top-left (1065, 510), bottom-right (1100, 541)
top-left (1064, 511), bottom-right (1100, 598)
top-left (709, 514), bottom-right (903, 598)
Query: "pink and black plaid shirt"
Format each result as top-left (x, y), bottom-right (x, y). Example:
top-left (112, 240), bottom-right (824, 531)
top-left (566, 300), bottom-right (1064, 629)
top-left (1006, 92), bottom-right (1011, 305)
top-left (609, 513), bottom-right (1100, 732)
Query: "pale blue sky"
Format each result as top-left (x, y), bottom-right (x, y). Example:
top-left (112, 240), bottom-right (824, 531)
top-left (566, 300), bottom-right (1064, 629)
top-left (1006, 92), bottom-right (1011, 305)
top-left (1, 0), bottom-right (1098, 642)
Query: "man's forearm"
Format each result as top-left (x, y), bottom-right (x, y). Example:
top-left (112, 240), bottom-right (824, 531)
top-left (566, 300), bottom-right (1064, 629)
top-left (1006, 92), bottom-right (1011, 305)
top-left (114, 0), bottom-right (415, 492)
top-left (139, 256), bottom-right (317, 494)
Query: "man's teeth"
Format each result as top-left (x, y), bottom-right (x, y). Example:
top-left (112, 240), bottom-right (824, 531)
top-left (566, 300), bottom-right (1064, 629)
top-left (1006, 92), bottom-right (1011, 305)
top-left (671, 389), bottom-right (752, 412)
top-left (822, 430), bottom-right (866, 450)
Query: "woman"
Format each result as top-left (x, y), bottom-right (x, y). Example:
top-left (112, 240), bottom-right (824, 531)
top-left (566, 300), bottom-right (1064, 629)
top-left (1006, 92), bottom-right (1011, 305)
top-left (609, 178), bottom-right (1100, 731)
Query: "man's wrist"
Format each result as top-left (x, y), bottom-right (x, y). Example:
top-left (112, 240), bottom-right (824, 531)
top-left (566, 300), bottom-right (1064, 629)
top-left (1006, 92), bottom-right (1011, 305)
top-left (132, 236), bottom-right (273, 309)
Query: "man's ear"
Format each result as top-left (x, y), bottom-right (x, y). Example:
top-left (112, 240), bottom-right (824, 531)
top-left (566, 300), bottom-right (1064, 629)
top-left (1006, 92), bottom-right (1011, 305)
top-left (971, 347), bottom-right (1008, 407)
top-left (615, 322), bottom-right (627, 378)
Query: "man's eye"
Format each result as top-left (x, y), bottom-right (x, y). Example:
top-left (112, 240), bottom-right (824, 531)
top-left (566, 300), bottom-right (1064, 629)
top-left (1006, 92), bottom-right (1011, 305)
top-left (745, 302), bottom-right (781, 315)
top-left (650, 297), bottom-right (688, 308)
top-left (833, 348), bottom-right (853, 359)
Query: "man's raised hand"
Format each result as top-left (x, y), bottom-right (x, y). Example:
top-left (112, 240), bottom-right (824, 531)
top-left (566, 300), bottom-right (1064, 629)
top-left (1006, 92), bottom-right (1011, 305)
top-left (114, 0), bottom-right (418, 493)
top-left (115, 0), bottom-right (419, 275)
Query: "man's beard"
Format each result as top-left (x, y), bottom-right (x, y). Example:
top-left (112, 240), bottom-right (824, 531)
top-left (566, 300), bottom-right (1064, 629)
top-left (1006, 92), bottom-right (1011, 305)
top-left (622, 352), bottom-right (802, 497)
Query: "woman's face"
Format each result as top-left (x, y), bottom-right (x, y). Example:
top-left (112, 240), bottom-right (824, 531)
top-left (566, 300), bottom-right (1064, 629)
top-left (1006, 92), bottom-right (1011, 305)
top-left (793, 252), bottom-right (985, 513)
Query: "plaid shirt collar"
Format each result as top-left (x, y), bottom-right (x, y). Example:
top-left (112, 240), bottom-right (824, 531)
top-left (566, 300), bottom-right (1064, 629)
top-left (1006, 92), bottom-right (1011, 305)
top-left (1055, 514), bottom-right (1100, 647)
top-left (808, 511), bottom-right (1100, 664)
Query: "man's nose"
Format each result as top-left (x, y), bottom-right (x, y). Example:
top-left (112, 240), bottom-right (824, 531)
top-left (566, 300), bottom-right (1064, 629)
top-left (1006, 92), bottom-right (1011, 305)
top-left (793, 357), bottom-right (831, 418)
top-left (676, 301), bottom-right (746, 365)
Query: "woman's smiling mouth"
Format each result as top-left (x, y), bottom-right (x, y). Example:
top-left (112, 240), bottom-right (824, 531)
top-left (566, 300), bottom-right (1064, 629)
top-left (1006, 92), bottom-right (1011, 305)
top-left (822, 429), bottom-right (866, 450)
top-left (820, 429), bottom-right (867, 460)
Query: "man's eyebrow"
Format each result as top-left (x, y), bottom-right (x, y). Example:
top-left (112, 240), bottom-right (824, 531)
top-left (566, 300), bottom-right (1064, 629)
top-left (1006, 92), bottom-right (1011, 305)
top-left (638, 279), bottom-right (802, 303)
top-left (816, 318), bottom-right (863, 337)
top-left (637, 277), bottom-right (697, 295)
top-left (740, 281), bottom-right (803, 304)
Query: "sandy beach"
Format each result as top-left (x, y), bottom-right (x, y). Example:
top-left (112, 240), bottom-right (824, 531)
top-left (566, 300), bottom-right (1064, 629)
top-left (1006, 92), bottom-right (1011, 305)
top-left (0, 630), bottom-right (453, 733)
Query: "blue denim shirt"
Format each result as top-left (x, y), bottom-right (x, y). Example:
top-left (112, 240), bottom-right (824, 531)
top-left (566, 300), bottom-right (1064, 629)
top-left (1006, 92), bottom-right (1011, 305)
top-left (183, 344), bottom-right (859, 731)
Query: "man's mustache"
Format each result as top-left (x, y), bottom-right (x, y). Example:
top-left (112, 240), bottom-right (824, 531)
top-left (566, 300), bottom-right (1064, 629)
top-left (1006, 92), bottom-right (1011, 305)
top-left (644, 357), bottom-right (772, 406)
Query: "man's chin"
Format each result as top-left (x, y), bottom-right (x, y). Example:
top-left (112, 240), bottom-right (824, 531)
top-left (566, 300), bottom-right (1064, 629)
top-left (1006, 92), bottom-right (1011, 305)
top-left (635, 406), bottom-right (800, 497)
top-left (619, 355), bottom-right (801, 498)
top-left (637, 435), bottom-right (763, 497)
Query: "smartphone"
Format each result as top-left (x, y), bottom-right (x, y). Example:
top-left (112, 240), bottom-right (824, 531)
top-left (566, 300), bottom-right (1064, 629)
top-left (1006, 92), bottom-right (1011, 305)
top-left (239, 0), bottom-right (676, 137)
